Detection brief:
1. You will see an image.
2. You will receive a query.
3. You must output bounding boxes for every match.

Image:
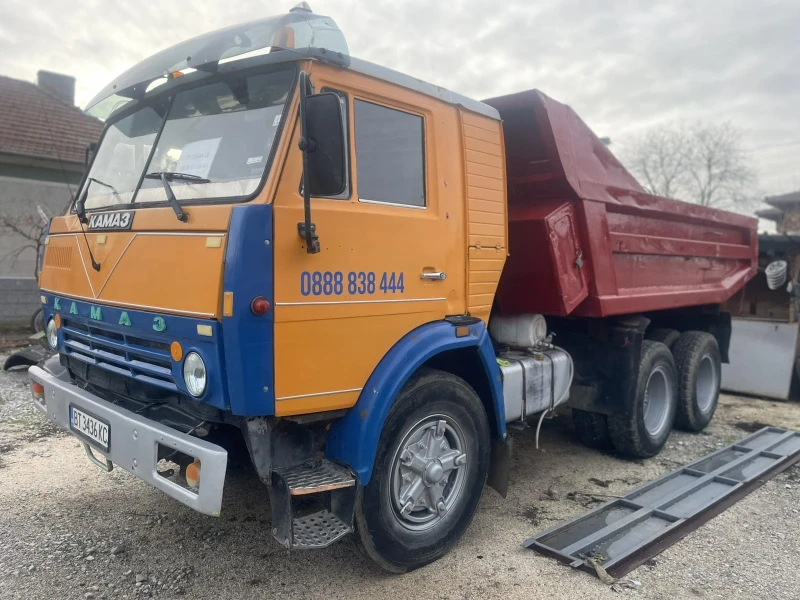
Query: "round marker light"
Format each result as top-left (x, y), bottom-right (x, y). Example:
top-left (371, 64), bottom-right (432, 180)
top-left (183, 352), bottom-right (207, 397)
top-left (250, 296), bottom-right (271, 316)
top-left (46, 318), bottom-right (58, 350)
top-left (170, 341), bottom-right (183, 362)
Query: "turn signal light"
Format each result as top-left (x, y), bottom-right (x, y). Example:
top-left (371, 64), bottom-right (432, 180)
top-left (186, 459), bottom-right (201, 488)
top-left (31, 382), bottom-right (44, 400)
top-left (251, 296), bottom-right (271, 316)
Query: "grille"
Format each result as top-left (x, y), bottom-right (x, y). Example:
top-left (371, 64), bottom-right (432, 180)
top-left (61, 318), bottom-right (175, 390)
top-left (45, 246), bottom-right (72, 269)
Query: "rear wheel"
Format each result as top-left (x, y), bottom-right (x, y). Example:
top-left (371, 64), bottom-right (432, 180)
top-left (672, 331), bottom-right (721, 432)
top-left (646, 328), bottom-right (680, 350)
top-left (572, 409), bottom-right (612, 450)
top-left (608, 341), bottom-right (677, 458)
top-left (353, 369), bottom-right (490, 573)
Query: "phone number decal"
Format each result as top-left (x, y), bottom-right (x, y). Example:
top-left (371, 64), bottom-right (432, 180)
top-left (300, 271), bottom-right (405, 296)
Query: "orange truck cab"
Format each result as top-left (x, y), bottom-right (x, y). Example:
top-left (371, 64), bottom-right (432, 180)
top-left (28, 5), bottom-right (755, 572)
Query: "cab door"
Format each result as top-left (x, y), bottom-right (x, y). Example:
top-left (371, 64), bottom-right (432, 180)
top-left (271, 67), bottom-right (463, 417)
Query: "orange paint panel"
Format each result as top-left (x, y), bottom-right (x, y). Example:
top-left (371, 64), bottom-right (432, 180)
top-left (469, 236), bottom-right (505, 249)
top-left (273, 310), bottom-right (439, 405)
top-left (275, 391), bottom-right (360, 417)
top-left (464, 136), bottom-right (503, 155)
top-left (98, 235), bottom-right (226, 316)
top-left (469, 281), bottom-right (499, 295)
top-left (268, 61), bottom-right (468, 409)
top-left (463, 124), bottom-right (502, 146)
top-left (465, 148), bottom-right (503, 169)
top-left (40, 232), bottom-right (227, 317)
top-left (467, 186), bottom-right (504, 203)
top-left (469, 222), bottom-right (505, 237)
top-left (39, 236), bottom-right (95, 300)
top-left (48, 204), bottom-right (235, 234)
top-left (462, 108), bottom-right (507, 323)
top-left (468, 198), bottom-right (505, 213)
top-left (461, 111), bottom-right (500, 132)
top-left (468, 210), bottom-right (505, 226)
top-left (468, 269), bottom-right (504, 284)
top-left (467, 173), bottom-right (504, 192)
top-left (466, 161), bottom-right (504, 180)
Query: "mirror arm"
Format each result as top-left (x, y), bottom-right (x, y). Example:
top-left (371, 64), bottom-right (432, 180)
top-left (297, 71), bottom-right (320, 254)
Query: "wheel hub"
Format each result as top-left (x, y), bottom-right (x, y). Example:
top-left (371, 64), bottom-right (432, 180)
top-left (643, 365), bottom-right (671, 437)
top-left (390, 417), bottom-right (467, 530)
top-left (424, 461), bottom-right (444, 485)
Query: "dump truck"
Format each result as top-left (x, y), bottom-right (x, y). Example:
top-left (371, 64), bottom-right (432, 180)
top-left (28, 5), bottom-right (757, 572)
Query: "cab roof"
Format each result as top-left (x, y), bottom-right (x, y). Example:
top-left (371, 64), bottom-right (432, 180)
top-left (85, 7), bottom-right (499, 123)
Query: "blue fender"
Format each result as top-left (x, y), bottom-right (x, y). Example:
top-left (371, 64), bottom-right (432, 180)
top-left (325, 319), bottom-right (505, 485)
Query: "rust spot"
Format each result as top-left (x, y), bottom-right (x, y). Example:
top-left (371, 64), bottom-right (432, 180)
top-left (360, 410), bottom-right (368, 420)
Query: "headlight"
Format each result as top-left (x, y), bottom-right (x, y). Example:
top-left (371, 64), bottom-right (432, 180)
top-left (46, 319), bottom-right (58, 350)
top-left (183, 352), bottom-right (207, 397)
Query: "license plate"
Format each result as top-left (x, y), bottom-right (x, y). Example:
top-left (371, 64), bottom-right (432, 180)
top-left (69, 405), bottom-right (110, 452)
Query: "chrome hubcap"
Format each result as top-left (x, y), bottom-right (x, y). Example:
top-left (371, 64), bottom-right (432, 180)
top-left (643, 365), bottom-right (672, 437)
top-left (390, 416), bottom-right (467, 530)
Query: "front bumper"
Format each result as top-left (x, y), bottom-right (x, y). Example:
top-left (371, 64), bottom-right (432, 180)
top-left (29, 365), bottom-right (227, 516)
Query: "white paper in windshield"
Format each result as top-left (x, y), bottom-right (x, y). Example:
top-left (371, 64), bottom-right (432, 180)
top-left (176, 138), bottom-right (222, 178)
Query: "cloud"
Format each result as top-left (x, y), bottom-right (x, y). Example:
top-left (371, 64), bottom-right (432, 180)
top-left (1, 0), bottom-right (797, 195)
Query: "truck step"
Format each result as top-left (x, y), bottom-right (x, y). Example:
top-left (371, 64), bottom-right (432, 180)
top-left (269, 459), bottom-right (358, 550)
top-left (292, 509), bottom-right (351, 549)
top-left (279, 460), bottom-right (355, 495)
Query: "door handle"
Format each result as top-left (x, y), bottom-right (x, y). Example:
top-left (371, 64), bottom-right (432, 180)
top-left (420, 272), bottom-right (447, 280)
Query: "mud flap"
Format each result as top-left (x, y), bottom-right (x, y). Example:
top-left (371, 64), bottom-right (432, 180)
top-left (487, 436), bottom-right (513, 498)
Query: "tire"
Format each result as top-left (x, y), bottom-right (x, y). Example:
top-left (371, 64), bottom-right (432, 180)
top-left (646, 328), bottom-right (680, 350)
top-left (608, 341), bottom-right (677, 458)
top-left (572, 409), bottom-right (612, 450)
top-left (672, 331), bottom-right (721, 432)
top-left (353, 368), bottom-right (490, 573)
top-left (30, 308), bottom-right (45, 334)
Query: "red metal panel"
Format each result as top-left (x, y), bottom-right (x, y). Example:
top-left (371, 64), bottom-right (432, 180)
top-left (495, 202), bottom-right (588, 316)
top-left (484, 90), bottom-right (758, 318)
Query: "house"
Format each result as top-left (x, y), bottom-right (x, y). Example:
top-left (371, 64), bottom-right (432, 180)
top-left (0, 71), bottom-right (103, 326)
top-left (756, 191), bottom-right (800, 234)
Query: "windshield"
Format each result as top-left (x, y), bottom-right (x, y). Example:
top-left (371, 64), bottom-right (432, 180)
top-left (81, 68), bottom-right (294, 211)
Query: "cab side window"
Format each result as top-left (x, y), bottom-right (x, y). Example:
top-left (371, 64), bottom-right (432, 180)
top-left (354, 100), bottom-right (425, 208)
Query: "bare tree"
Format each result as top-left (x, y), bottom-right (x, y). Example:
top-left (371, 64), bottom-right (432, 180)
top-left (625, 123), bottom-right (690, 199)
top-left (623, 121), bottom-right (757, 211)
top-left (685, 122), bottom-right (756, 208)
top-left (0, 205), bottom-right (50, 278)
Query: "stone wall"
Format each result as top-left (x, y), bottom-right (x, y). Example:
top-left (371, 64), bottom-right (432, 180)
top-left (0, 174), bottom-right (73, 278)
top-left (0, 276), bottom-right (39, 328)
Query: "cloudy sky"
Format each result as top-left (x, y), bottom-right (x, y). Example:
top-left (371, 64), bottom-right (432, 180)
top-left (1, 0), bottom-right (798, 202)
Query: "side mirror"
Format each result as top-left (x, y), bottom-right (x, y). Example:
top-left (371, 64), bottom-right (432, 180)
top-left (304, 93), bottom-right (346, 196)
top-left (297, 72), bottom-right (346, 254)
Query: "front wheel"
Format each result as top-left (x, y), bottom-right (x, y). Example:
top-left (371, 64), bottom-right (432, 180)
top-left (354, 368), bottom-right (490, 573)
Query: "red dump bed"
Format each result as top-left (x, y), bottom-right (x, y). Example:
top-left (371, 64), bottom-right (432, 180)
top-left (483, 90), bottom-right (758, 318)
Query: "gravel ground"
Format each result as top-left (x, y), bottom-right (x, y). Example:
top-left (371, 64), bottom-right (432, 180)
top-left (1, 357), bottom-right (799, 600)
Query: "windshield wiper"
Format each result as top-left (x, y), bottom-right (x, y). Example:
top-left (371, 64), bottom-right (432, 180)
top-left (143, 172), bottom-right (209, 222)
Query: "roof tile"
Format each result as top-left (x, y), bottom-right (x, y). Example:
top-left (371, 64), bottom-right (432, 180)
top-left (0, 75), bottom-right (104, 165)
